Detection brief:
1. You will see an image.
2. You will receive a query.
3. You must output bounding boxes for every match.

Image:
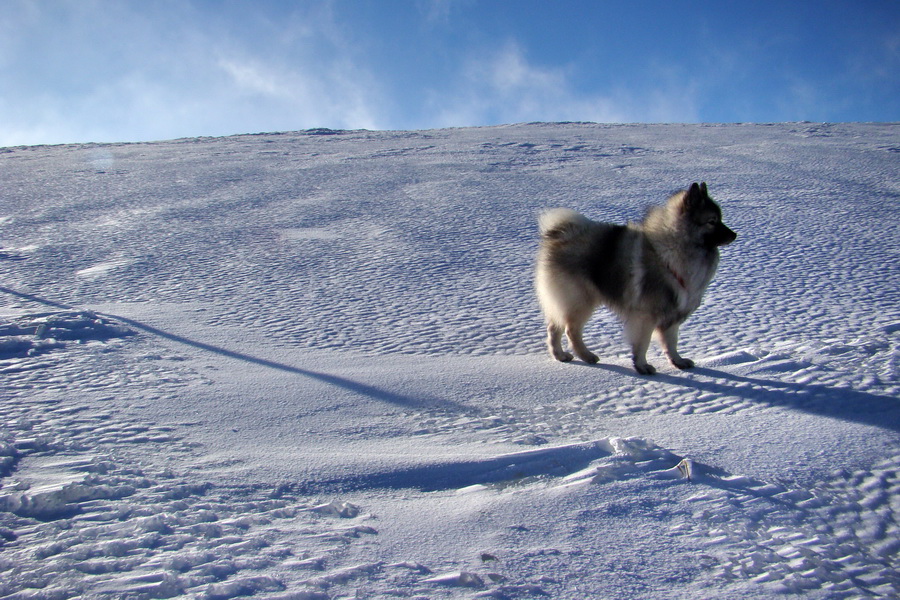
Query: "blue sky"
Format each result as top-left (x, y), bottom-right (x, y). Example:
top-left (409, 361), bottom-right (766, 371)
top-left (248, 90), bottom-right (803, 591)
top-left (2, 0), bottom-right (898, 146)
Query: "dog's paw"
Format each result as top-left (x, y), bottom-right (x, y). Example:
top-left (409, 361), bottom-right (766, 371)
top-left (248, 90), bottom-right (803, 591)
top-left (634, 362), bottom-right (657, 375)
top-left (553, 350), bottom-right (575, 362)
top-left (578, 352), bottom-right (599, 364)
top-left (671, 357), bottom-right (695, 370)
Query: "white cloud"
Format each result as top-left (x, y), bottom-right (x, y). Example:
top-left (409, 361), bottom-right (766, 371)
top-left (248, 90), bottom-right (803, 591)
top-left (417, 0), bottom-right (457, 25)
top-left (218, 59), bottom-right (288, 99)
top-left (432, 41), bottom-right (699, 127)
top-left (214, 53), bottom-right (384, 132)
top-left (482, 42), bottom-right (565, 94)
top-left (0, 1), bottom-right (388, 145)
top-left (203, 4), bottom-right (388, 132)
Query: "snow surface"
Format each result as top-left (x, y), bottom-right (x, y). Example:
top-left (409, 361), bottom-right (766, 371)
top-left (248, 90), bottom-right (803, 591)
top-left (0, 122), bottom-right (898, 599)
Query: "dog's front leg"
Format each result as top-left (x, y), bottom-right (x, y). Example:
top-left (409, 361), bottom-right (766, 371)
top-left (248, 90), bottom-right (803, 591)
top-left (659, 324), bottom-right (695, 370)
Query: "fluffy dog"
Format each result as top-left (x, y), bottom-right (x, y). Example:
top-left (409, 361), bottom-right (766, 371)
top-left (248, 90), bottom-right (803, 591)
top-left (536, 182), bottom-right (736, 374)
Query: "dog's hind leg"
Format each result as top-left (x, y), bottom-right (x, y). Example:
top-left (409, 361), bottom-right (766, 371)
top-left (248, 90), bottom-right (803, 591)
top-left (658, 324), bottom-right (695, 370)
top-left (565, 317), bottom-right (599, 364)
top-left (625, 317), bottom-right (656, 375)
top-left (547, 322), bottom-right (574, 362)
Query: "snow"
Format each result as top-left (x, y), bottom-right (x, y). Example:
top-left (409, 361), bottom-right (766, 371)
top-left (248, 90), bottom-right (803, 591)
top-left (0, 122), bottom-right (898, 599)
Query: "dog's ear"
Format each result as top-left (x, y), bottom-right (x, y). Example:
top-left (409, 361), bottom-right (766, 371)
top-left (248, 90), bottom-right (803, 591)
top-left (700, 182), bottom-right (708, 196)
top-left (684, 182), bottom-right (704, 212)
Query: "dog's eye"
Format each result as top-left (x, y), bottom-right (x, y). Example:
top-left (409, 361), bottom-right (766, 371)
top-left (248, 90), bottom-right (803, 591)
top-left (707, 217), bottom-right (719, 225)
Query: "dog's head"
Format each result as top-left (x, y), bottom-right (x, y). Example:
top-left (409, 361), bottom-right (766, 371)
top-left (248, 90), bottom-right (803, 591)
top-left (683, 182), bottom-right (737, 248)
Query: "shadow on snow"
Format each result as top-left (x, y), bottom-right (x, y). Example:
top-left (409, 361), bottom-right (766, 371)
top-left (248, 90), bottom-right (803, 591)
top-left (578, 361), bottom-right (900, 433)
top-left (0, 286), bottom-right (469, 413)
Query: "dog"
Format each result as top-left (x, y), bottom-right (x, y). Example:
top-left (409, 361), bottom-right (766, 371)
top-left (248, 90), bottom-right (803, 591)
top-left (535, 182), bottom-right (736, 375)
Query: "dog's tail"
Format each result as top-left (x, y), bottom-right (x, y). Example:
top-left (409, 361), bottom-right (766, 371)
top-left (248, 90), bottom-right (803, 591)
top-left (539, 208), bottom-right (590, 240)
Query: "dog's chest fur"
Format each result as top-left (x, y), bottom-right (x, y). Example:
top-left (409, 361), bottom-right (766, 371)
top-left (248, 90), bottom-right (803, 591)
top-left (647, 235), bottom-right (720, 318)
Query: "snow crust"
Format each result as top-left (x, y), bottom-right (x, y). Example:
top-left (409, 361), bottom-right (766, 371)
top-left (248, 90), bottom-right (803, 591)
top-left (1, 122), bottom-right (898, 598)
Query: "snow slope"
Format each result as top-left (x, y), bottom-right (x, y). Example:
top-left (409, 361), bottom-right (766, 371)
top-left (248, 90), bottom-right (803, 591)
top-left (0, 122), bottom-right (898, 599)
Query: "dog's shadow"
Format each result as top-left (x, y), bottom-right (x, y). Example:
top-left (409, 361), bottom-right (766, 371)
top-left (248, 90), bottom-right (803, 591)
top-left (577, 359), bottom-right (900, 433)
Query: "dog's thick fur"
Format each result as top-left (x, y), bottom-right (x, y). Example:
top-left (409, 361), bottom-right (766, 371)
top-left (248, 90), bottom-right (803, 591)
top-left (535, 182), bottom-right (736, 374)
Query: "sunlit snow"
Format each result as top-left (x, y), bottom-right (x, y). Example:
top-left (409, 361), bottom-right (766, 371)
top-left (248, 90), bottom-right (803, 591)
top-left (1, 122), bottom-right (898, 599)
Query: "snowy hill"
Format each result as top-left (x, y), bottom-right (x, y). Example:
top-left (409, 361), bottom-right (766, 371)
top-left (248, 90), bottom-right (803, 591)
top-left (1, 122), bottom-right (898, 599)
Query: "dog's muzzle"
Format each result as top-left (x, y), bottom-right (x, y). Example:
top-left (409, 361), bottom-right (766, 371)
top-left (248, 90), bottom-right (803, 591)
top-left (714, 224), bottom-right (737, 246)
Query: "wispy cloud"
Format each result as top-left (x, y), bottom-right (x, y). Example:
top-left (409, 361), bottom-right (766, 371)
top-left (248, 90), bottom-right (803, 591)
top-left (433, 41), bottom-right (699, 126)
top-left (218, 59), bottom-right (288, 99)
top-left (417, 0), bottom-right (463, 26)
top-left (0, 2), bottom-right (387, 145)
top-left (215, 54), bottom-right (383, 131)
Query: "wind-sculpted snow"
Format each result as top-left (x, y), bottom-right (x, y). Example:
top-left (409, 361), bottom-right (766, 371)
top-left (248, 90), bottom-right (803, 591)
top-left (0, 123), bottom-right (898, 598)
top-left (0, 310), bottom-right (134, 358)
